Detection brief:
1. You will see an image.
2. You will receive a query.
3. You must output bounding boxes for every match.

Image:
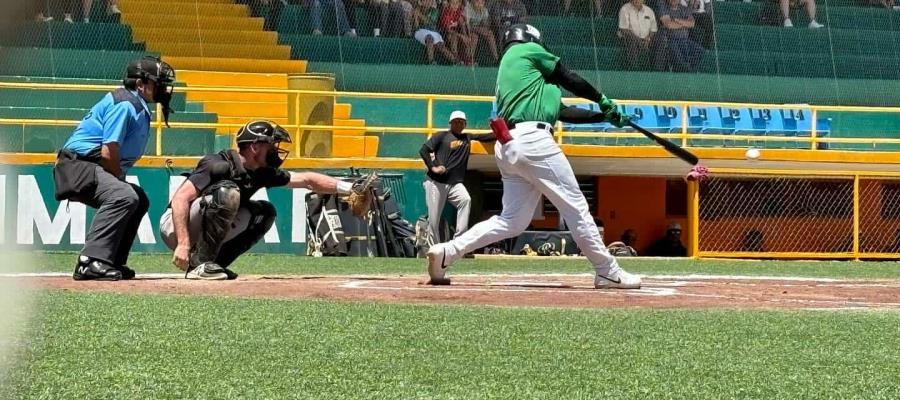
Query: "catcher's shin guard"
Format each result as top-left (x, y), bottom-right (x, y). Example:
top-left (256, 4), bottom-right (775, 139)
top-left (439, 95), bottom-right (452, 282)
top-left (189, 181), bottom-right (241, 268)
top-left (215, 200), bottom-right (277, 268)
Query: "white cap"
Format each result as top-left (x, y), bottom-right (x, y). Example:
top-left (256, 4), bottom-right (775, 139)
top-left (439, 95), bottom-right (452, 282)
top-left (668, 222), bottom-right (682, 231)
top-left (449, 111), bottom-right (467, 123)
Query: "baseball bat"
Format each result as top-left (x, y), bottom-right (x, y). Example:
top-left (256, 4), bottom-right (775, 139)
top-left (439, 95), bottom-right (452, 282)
top-left (627, 121), bottom-right (699, 165)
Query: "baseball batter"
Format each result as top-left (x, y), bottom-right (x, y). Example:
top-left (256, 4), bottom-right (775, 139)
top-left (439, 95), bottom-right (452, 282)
top-left (426, 24), bottom-right (642, 289)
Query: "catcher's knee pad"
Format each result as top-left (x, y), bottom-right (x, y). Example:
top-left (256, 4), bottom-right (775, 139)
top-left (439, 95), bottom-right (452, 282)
top-left (191, 181), bottom-right (241, 267)
top-left (201, 180), bottom-right (241, 214)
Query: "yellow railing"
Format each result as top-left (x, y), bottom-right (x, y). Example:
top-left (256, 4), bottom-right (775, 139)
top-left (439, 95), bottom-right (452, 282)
top-left (4, 81), bottom-right (900, 157)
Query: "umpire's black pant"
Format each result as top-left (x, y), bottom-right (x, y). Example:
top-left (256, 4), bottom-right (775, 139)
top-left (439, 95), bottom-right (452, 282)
top-left (76, 166), bottom-right (149, 266)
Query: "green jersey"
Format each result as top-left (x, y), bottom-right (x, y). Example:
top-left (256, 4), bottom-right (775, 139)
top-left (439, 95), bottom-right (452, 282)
top-left (495, 42), bottom-right (561, 125)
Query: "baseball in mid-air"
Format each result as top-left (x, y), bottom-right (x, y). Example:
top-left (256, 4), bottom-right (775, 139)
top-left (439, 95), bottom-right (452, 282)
top-left (745, 148), bottom-right (761, 160)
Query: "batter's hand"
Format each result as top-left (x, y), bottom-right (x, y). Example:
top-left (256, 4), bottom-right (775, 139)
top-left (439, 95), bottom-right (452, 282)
top-left (173, 245), bottom-right (190, 271)
top-left (431, 166), bottom-right (447, 174)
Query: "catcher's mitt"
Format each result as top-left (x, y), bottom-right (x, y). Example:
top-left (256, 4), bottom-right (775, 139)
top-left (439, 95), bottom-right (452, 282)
top-left (347, 171), bottom-right (380, 217)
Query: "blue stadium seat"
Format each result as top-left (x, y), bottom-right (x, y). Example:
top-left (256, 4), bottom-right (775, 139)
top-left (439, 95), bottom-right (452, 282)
top-left (728, 108), bottom-right (766, 134)
top-left (780, 108), bottom-right (810, 135)
top-left (654, 105), bottom-right (680, 132)
top-left (758, 109), bottom-right (785, 135)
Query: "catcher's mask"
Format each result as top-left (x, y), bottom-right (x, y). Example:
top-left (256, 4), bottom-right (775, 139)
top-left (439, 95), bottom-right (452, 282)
top-left (125, 56), bottom-right (176, 126)
top-left (502, 24), bottom-right (546, 52)
top-left (236, 120), bottom-right (293, 168)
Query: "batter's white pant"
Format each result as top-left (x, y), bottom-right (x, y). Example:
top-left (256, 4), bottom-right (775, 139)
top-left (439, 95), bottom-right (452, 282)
top-left (423, 178), bottom-right (471, 240)
top-left (441, 122), bottom-right (622, 276)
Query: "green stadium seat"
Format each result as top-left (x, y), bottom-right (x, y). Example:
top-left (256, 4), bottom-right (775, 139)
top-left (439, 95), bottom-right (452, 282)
top-left (0, 47), bottom-right (159, 80)
top-left (0, 22), bottom-right (143, 51)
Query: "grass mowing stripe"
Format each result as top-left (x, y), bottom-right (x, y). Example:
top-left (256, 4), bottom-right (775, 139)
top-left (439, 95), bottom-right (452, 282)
top-left (18, 251), bottom-right (900, 279)
top-left (3, 292), bottom-right (900, 399)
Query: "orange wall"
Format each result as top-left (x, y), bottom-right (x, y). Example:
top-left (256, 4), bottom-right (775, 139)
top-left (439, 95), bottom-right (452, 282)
top-left (597, 176), bottom-right (686, 255)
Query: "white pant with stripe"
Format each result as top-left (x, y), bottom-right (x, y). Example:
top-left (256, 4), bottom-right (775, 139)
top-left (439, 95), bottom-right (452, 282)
top-left (440, 122), bottom-right (621, 276)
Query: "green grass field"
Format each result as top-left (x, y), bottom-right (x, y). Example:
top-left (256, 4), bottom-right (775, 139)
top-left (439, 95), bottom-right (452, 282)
top-left (2, 252), bottom-right (900, 399)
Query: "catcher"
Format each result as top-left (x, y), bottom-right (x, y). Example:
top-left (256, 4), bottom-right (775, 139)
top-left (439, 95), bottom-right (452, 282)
top-left (159, 120), bottom-right (375, 280)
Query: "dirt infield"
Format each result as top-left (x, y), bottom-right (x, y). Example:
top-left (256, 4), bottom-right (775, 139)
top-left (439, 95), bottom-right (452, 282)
top-left (15, 273), bottom-right (900, 310)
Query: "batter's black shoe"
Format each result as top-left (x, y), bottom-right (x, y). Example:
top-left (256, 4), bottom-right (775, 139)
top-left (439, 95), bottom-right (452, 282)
top-left (73, 256), bottom-right (122, 281)
top-left (116, 265), bottom-right (136, 280)
top-left (222, 268), bottom-right (239, 280)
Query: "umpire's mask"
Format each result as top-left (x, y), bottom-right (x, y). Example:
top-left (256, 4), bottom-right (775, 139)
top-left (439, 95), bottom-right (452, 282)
top-left (125, 56), bottom-right (176, 126)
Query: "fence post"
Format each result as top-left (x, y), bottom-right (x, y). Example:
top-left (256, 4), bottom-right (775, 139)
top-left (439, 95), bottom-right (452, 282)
top-left (687, 179), bottom-right (700, 258)
top-left (681, 103), bottom-right (688, 148)
top-left (426, 97), bottom-right (434, 138)
top-left (810, 108), bottom-right (818, 150)
top-left (155, 103), bottom-right (162, 156)
top-left (294, 90), bottom-right (301, 156)
top-left (853, 174), bottom-right (860, 260)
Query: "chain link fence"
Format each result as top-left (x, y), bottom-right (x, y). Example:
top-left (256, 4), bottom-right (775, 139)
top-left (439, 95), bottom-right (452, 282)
top-left (698, 175), bottom-right (854, 255)
top-left (698, 173), bottom-right (900, 258)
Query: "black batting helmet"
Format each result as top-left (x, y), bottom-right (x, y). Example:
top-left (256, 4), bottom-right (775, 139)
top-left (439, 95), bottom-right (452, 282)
top-left (502, 24), bottom-right (545, 51)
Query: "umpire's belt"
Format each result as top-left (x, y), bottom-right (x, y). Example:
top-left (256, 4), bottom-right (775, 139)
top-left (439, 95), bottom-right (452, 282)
top-left (509, 121), bottom-right (555, 135)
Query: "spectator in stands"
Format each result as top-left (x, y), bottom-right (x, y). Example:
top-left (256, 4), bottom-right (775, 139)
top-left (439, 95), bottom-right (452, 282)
top-left (563, 0), bottom-right (605, 17)
top-left (367, 0), bottom-right (413, 37)
top-left (658, 0), bottom-right (704, 72)
top-left (246, 0), bottom-right (285, 31)
top-left (647, 222), bottom-right (688, 256)
top-left (607, 228), bottom-right (638, 256)
top-left (490, 0), bottom-right (527, 41)
top-left (413, 0), bottom-right (459, 63)
top-left (618, 0), bottom-right (659, 70)
top-left (60, 0), bottom-right (120, 23)
top-left (34, 0), bottom-right (53, 22)
top-left (310, 0), bottom-right (357, 36)
top-left (465, 0), bottom-right (499, 64)
top-left (439, 0), bottom-right (475, 65)
top-left (683, 0), bottom-right (713, 49)
top-left (780, 0), bottom-right (824, 28)
top-left (868, 0), bottom-right (896, 9)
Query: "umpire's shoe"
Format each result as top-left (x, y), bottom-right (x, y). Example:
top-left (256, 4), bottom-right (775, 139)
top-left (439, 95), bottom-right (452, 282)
top-left (116, 265), bottom-right (136, 280)
top-left (186, 262), bottom-right (228, 280)
top-left (73, 256), bottom-right (123, 281)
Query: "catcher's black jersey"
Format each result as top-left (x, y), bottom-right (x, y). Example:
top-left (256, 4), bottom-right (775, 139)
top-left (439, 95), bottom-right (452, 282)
top-left (185, 150), bottom-right (290, 204)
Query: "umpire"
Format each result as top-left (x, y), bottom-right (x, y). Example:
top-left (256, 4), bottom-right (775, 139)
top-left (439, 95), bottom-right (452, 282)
top-left (53, 56), bottom-right (175, 281)
top-left (419, 111), bottom-right (494, 241)
top-left (160, 120), bottom-right (360, 280)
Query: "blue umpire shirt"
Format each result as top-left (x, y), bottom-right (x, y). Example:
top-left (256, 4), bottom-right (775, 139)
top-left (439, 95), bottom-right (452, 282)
top-left (62, 88), bottom-right (152, 173)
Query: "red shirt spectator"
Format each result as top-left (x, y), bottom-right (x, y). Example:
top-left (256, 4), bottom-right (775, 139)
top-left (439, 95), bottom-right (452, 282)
top-left (438, 0), bottom-right (465, 32)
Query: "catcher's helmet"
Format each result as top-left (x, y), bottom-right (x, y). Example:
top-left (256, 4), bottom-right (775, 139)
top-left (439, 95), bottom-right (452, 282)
top-left (236, 120), bottom-right (293, 166)
top-left (236, 120), bottom-right (293, 146)
top-left (502, 24), bottom-right (544, 51)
